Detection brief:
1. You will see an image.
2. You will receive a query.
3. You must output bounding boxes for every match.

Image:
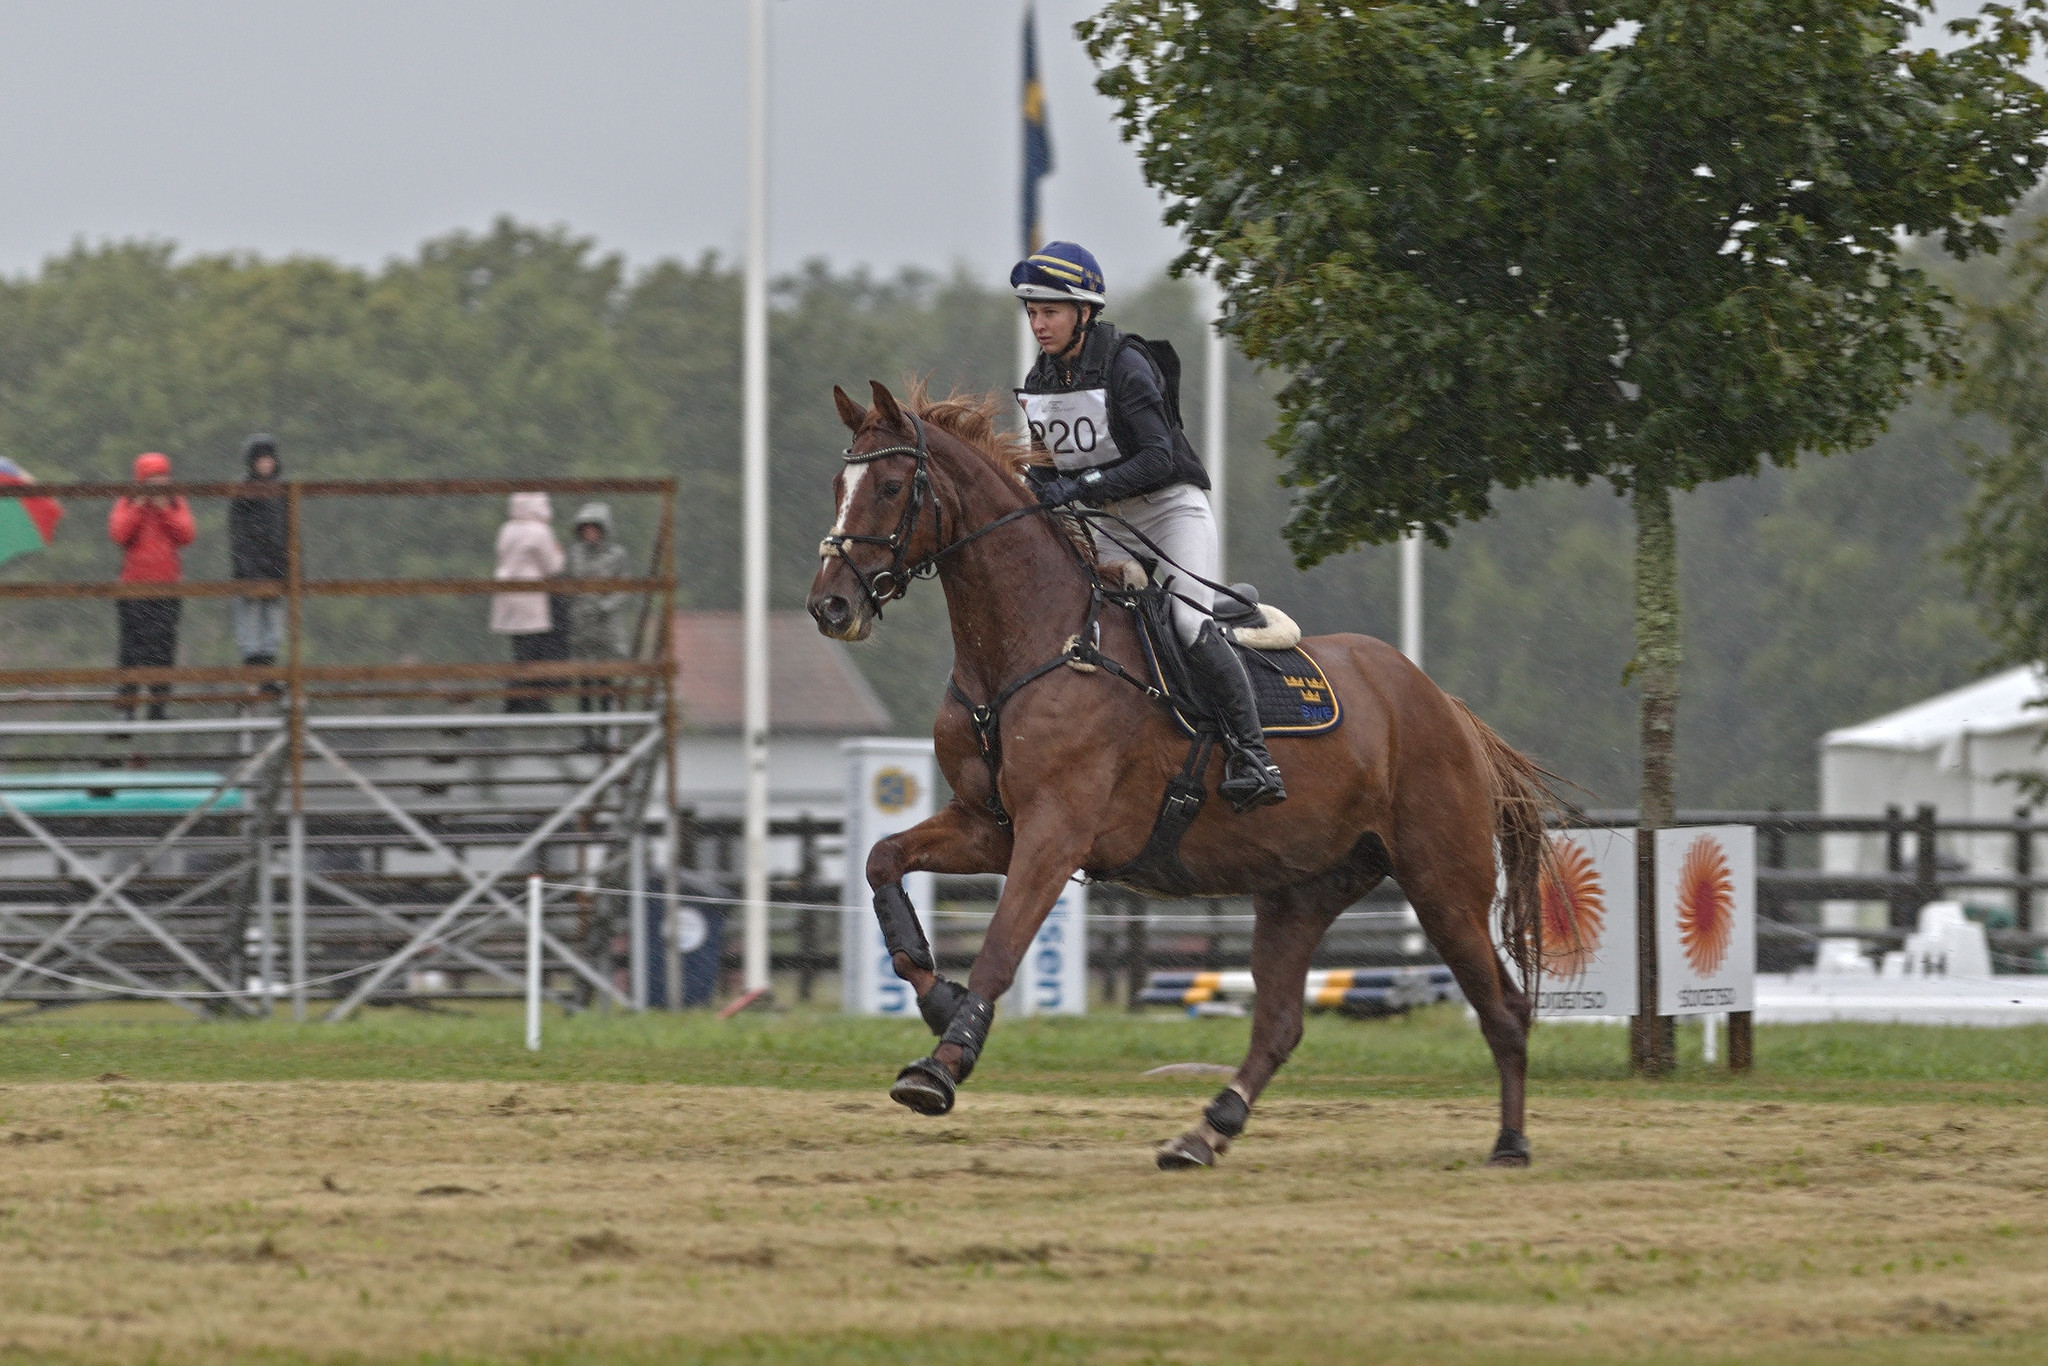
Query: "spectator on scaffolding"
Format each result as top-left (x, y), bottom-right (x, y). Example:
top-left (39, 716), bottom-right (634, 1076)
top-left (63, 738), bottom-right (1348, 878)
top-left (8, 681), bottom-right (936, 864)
top-left (108, 452), bottom-right (194, 722)
top-left (491, 491), bottom-right (564, 714)
top-left (227, 433), bottom-right (286, 699)
top-left (564, 502), bottom-right (631, 749)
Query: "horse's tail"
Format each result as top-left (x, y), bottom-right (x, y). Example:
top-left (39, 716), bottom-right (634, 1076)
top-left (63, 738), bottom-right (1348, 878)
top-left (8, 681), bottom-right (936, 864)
top-left (1451, 698), bottom-right (1567, 1007)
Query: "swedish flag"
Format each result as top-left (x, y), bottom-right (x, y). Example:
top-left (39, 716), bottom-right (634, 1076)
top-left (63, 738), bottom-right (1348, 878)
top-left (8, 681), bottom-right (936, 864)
top-left (1022, 4), bottom-right (1054, 257)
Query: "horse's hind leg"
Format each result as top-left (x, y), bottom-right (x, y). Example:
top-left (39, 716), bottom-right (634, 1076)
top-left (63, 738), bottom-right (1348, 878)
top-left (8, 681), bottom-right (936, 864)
top-left (1399, 857), bottom-right (1534, 1168)
top-left (1155, 874), bottom-right (1358, 1171)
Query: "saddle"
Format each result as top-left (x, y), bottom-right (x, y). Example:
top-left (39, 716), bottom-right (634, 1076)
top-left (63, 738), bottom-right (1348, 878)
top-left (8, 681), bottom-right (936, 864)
top-left (1083, 568), bottom-right (1342, 898)
top-left (1124, 576), bottom-right (1341, 739)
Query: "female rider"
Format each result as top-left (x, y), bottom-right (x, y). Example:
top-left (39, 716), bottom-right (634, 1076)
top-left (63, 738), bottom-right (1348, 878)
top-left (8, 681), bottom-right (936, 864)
top-left (1011, 241), bottom-right (1285, 811)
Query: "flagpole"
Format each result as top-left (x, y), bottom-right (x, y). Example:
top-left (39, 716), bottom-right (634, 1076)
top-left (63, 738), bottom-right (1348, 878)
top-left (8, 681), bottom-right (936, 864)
top-left (1400, 531), bottom-right (1423, 669)
top-left (1201, 276), bottom-right (1228, 580)
top-left (1018, 311), bottom-right (1037, 392)
top-left (1018, 3), bottom-right (1051, 397)
top-left (740, 0), bottom-right (772, 997)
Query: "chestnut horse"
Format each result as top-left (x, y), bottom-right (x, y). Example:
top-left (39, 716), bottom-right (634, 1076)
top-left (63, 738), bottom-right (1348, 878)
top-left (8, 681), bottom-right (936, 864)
top-left (808, 381), bottom-right (1557, 1169)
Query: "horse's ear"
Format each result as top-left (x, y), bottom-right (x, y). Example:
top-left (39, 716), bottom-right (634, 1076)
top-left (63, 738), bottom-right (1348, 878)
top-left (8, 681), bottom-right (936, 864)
top-left (869, 380), bottom-right (906, 432)
top-left (832, 385), bottom-right (867, 434)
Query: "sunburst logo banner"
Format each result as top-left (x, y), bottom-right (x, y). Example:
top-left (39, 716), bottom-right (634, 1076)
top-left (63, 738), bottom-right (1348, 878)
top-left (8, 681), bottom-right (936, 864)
top-left (1654, 825), bottom-right (1756, 1016)
top-left (1530, 828), bottom-right (1638, 1016)
top-left (1675, 835), bottom-right (1736, 975)
top-left (1540, 838), bottom-right (1606, 979)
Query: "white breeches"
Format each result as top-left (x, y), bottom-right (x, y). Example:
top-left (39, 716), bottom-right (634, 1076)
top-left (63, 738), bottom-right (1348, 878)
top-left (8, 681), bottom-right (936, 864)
top-left (1097, 483), bottom-right (1218, 644)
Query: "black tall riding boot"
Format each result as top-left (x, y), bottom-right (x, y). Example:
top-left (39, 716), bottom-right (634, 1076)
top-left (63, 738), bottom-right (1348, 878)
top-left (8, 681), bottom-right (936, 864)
top-left (1184, 621), bottom-right (1287, 812)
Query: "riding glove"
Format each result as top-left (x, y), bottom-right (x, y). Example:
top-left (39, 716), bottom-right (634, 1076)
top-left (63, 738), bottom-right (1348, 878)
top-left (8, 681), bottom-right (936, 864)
top-left (1034, 473), bottom-right (1086, 507)
top-left (1034, 470), bottom-right (1107, 508)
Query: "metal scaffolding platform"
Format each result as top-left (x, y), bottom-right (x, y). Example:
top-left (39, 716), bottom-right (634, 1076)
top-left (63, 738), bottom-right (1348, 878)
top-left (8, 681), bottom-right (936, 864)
top-left (0, 476), bottom-right (678, 1018)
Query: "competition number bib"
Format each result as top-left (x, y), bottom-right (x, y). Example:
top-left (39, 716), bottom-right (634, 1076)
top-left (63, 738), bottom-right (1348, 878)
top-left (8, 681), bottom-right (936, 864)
top-left (1015, 388), bottom-right (1123, 472)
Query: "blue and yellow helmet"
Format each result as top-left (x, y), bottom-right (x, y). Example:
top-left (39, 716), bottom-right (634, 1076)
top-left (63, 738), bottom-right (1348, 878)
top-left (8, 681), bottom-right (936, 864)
top-left (1010, 241), bottom-right (1106, 305)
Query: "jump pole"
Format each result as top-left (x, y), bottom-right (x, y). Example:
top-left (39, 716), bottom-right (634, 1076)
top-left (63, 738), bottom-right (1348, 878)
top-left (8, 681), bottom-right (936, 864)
top-left (526, 874), bottom-right (543, 1051)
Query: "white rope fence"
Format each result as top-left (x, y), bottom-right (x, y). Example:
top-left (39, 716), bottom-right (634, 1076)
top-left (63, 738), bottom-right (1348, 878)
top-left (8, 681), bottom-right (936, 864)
top-left (0, 875), bottom-right (1423, 1014)
top-left (528, 878), bottom-right (1421, 927)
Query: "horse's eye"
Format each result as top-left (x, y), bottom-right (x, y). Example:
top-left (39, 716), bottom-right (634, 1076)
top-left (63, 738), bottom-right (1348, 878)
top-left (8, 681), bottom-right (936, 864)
top-left (878, 480), bottom-right (903, 498)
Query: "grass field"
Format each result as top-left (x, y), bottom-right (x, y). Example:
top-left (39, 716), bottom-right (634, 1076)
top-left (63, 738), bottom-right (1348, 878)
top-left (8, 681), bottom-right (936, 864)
top-left (0, 1004), bottom-right (2044, 1365)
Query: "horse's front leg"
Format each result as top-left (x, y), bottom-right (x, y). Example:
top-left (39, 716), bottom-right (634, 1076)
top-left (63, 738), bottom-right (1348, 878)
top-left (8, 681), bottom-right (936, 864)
top-left (867, 799), bottom-right (1012, 1036)
top-left (887, 823), bottom-right (1080, 1117)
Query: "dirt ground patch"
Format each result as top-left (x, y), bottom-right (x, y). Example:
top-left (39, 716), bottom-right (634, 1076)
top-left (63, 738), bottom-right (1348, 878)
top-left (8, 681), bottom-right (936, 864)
top-left (0, 1081), bottom-right (2042, 1364)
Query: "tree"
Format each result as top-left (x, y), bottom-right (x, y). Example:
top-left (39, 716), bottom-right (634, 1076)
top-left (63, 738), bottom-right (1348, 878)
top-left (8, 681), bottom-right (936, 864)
top-left (1955, 216), bottom-right (2048, 684)
top-left (1084, 0), bottom-right (2048, 1069)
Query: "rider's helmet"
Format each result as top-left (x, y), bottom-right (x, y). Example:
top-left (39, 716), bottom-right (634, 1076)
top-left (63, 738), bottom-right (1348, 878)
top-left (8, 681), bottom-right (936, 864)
top-left (1010, 241), bottom-right (1107, 305)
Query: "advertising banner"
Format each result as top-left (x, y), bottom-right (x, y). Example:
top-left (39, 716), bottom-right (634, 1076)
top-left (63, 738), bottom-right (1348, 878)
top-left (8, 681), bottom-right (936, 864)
top-left (1535, 827), bottom-right (1638, 1017)
top-left (1655, 825), bottom-right (1756, 1016)
top-left (840, 739), bottom-right (935, 1016)
top-left (1004, 876), bottom-right (1088, 1017)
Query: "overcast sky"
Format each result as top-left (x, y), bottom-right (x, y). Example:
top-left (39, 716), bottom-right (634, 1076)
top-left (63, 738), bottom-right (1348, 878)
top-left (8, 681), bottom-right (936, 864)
top-left (0, 2), bottom-right (2020, 290)
top-left (0, 0), bottom-right (1181, 289)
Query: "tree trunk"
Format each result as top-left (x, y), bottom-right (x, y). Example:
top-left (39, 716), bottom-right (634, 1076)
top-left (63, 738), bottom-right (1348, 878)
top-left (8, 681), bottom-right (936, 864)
top-left (1631, 477), bottom-right (1679, 1076)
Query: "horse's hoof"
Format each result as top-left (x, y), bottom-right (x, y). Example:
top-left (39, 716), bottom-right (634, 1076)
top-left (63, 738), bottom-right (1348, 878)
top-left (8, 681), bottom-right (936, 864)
top-left (1154, 1131), bottom-right (1216, 1170)
top-left (1486, 1128), bottom-right (1531, 1168)
top-left (889, 1056), bottom-right (956, 1116)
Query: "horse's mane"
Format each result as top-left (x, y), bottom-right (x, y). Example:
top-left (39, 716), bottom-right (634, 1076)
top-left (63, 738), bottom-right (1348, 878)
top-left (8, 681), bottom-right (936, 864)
top-left (897, 379), bottom-right (1048, 479)
top-left (883, 379), bottom-right (1102, 565)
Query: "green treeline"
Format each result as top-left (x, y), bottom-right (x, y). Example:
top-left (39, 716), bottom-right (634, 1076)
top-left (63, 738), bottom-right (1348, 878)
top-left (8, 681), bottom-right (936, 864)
top-left (0, 218), bottom-right (1995, 808)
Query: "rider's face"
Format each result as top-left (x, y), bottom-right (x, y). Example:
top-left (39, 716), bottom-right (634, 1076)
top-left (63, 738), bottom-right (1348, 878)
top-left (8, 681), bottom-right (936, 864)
top-left (1026, 301), bottom-right (1083, 355)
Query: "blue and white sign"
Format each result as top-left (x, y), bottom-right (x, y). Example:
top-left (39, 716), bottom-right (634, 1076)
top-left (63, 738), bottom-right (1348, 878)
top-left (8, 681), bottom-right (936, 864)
top-left (841, 738), bottom-right (935, 1016)
top-left (1005, 877), bottom-right (1088, 1017)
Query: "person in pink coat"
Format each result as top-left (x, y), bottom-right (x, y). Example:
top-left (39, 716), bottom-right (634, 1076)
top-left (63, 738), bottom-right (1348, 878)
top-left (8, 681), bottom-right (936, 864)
top-left (107, 451), bottom-right (195, 721)
top-left (492, 491), bottom-right (564, 713)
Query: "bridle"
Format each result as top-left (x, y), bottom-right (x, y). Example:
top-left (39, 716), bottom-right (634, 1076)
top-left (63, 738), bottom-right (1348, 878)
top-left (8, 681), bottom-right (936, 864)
top-left (821, 411), bottom-right (1172, 827)
top-left (820, 413), bottom-right (1052, 620)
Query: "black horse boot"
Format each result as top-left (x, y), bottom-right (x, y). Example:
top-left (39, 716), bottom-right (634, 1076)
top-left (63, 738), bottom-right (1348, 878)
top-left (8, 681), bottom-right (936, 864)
top-left (1184, 620), bottom-right (1286, 812)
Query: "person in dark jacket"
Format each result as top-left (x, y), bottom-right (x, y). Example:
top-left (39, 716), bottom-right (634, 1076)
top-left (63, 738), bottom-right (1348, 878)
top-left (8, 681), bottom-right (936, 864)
top-left (227, 434), bottom-right (287, 693)
top-left (564, 502), bottom-right (633, 748)
top-left (1012, 240), bottom-right (1285, 811)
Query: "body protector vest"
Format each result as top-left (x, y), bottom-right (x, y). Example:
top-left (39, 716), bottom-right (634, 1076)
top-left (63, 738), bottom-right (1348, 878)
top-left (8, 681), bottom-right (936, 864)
top-left (1016, 321), bottom-right (1209, 495)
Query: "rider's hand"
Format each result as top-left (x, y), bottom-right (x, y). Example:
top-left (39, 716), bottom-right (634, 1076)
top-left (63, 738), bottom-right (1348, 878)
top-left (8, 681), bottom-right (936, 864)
top-left (1035, 474), bottom-right (1084, 507)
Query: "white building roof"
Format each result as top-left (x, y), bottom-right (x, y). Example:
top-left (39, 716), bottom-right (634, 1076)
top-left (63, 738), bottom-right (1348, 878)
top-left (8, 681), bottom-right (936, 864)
top-left (1822, 665), bottom-right (2047, 752)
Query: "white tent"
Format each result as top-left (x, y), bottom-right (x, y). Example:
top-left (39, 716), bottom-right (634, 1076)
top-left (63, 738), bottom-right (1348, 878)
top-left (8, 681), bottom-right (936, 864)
top-left (1819, 665), bottom-right (2047, 926)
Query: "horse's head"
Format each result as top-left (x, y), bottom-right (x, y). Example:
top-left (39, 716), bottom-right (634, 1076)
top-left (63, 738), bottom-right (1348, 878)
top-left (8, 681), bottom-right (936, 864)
top-left (808, 381), bottom-right (946, 642)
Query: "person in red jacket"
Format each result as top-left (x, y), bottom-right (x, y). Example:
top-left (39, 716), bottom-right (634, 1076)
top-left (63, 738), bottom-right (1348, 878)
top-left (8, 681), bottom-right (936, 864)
top-left (107, 452), bottom-right (195, 721)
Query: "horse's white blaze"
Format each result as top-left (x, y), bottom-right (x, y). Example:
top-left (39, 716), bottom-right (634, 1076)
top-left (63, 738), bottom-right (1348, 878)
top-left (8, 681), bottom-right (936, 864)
top-left (829, 463), bottom-right (868, 546)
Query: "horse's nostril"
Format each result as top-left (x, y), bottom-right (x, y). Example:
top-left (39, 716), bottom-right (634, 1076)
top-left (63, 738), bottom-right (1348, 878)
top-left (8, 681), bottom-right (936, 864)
top-left (818, 595), bottom-right (850, 627)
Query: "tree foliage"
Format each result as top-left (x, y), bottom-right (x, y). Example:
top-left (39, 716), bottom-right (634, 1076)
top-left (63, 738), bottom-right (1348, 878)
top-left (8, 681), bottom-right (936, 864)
top-left (0, 223), bottom-right (1014, 710)
top-left (0, 223), bottom-right (1999, 810)
top-left (1953, 217), bottom-right (2048, 664)
top-left (1083, 0), bottom-right (2048, 560)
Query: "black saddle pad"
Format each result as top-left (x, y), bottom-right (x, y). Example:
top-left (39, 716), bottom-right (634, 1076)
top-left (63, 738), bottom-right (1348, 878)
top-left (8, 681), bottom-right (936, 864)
top-left (1128, 600), bottom-right (1341, 739)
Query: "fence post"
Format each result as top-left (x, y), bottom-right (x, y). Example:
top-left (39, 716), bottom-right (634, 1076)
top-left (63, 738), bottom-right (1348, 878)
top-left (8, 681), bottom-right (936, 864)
top-left (2015, 805), bottom-right (2033, 936)
top-left (795, 813), bottom-right (818, 1003)
top-left (1763, 805), bottom-right (1786, 922)
top-left (526, 874), bottom-right (543, 1051)
top-left (1732, 809), bottom-right (1776, 1074)
top-left (1885, 804), bottom-right (1905, 929)
top-left (1125, 892), bottom-right (1148, 1012)
top-left (1911, 803), bottom-right (1939, 927)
